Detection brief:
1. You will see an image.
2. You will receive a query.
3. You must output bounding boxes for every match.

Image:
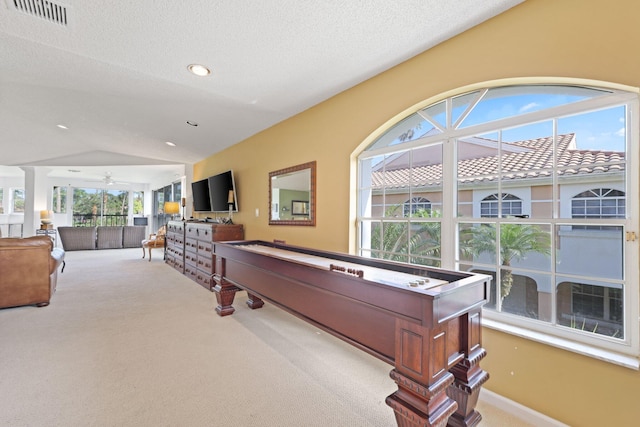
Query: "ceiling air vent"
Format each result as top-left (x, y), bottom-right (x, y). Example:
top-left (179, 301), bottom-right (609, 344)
top-left (8, 0), bottom-right (68, 26)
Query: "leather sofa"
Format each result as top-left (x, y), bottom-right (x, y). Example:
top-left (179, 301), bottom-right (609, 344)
top-left (0, 236), bottom-right (65, 309)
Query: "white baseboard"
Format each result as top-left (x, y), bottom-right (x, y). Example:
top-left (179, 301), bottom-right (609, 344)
top-left (480, 388), bottom-right (570, 427)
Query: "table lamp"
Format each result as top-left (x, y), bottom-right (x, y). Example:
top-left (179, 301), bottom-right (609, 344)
top-left (40, 210), bottom-right (54, 229)
top-left (164, 201), bottom-right (180, 221)
top-left (181, 197), bottom-right (186, 221)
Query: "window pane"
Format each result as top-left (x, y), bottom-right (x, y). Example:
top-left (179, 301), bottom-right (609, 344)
top-left (557, 279), bottom-right (624, 339)
top-left (501, 268), bottom-right (545, 319)
top-left (381, 221), bottom-right (408, 260)
top-left (409, 220), bottom-right (441, 264)
top-left (364, 220), bottom-right (381, 252)
top-left (457, 133), bottom-right (499, 218)
top-left (558, 107), bottom-right (626, 219)
top-left (173, 182), bottom-right (182, 202)
top-left (372, 153), bottom-right (409, 218)
top-left (71, 188), bottom-right (127, 226)
top-left (556, 224), bottom-right (623, 280)
top-left (502, 223), bottom-right (552, 271)
top-left (367, 113), bottom-right (438, 151)
top-left (420, 101), bottom-right (446, 130)
top-left (73, 188), bottom-right (102, 226)
top-left (558, 105), bottom-right (626, 152)
top-left (52, 186), bottom-right (67, 213)
top-left (460, 85), bottom-right (611, 128)
top-left (502, 122), bottom-right (555, 219)
top-left (359, 155), bottom-right (381, 217)
top-left (458, 222), bottom-right (496, 265)
top-left (12, 189), bottom-right (25, 213)
top-left (407, 143), bottom-right (442, 217)
top-left (133, 191), bottom-right (144, 215)
top-left (452, 91), bottom-right (482, 128)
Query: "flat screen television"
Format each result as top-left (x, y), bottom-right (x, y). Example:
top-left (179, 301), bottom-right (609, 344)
top-left (191, 178), bottom-right (211, 212)
top-left (133, 217), bottom-right (148, 226)
top-left (208, 170), bottom-right (238, 213)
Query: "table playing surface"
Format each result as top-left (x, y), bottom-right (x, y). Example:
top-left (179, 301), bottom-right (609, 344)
top-left (238, 244), bottom-right (448, 290)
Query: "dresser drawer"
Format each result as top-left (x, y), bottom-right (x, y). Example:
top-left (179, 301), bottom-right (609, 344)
top-left (167, 245), bottom-right (183, 258)
top-left (167, 222), bottom-right (184, 234)
top-left (211, 225), bottom-right (244, 241)
top-left (185, 223), bottom-right (211, 240)
top-left (196, 271), bottom-right (214, 291)
top-left (184, 250), bottom-right (198, 267)
top-left (184, 264), bottom-right (198, 281)
top-left (197, 253), bottom-right (214, 274)
top-left (197, 240), bottom-right (213, 254)
top-left (185, 237), bottom-right (198, 253)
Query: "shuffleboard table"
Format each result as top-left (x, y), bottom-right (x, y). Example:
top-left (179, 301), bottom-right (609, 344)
top-left (212, 240), bottom-right (491, 427)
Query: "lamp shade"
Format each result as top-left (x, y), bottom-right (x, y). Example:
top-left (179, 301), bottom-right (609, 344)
top-left (164, 201), bottom-right (180, 215)
top-left (40, 210), bottom-right (54, 224)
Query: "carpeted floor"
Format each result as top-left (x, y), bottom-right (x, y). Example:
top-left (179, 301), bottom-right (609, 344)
top-left (0, 248), bottom-right (538, 426)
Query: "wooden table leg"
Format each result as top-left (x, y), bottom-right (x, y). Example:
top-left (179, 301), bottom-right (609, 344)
top-left (386, 369), bottom-right (457, 427)
top-left (213, 256), bottom-right (239, 316)
top-left (446, 348), bottom-right (489, 427)
top-left (246, 293), bottom-right (264, 309)
top-left (213, 278), bottom-right (239, 316)
top-left (387, 319), bottom-right (459, 427)
top-left (446, 310), bottom-right (488, 427)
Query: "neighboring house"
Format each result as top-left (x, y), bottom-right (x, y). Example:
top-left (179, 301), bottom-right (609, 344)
top-left (368, 133), bottom-right (625, 337)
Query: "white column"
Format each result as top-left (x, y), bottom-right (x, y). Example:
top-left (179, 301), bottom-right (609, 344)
top-left (21, 166), bottom-right (50, 237)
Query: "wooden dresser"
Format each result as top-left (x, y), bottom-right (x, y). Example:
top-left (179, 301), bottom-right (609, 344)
top-left (166, 220), bottom-right (244, 290)
top-left (165, 221), bottom-right (185, 272)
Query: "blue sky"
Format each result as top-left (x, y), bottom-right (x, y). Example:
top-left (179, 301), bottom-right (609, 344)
top-left (463, 94), bottom-right (626, 152)
top-left (379, 89), bottom-right (627, 155)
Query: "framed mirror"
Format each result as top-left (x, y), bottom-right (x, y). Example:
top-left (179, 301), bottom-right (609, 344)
top-left (269, 161), bottom-right (316, 226)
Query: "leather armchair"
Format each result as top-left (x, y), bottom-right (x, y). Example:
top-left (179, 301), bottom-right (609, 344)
top-left (0, 236), bottom-right (65, 309)
top-left (141, 225), bottom-right (166, 262)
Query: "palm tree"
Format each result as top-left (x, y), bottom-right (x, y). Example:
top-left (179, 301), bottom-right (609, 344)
top-left (371, 205), bottom-right (441, 266)
top-left (463, 223), bottom-right (551, 300)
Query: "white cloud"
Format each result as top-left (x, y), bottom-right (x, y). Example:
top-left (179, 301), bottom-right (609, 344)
top-left (615, 127), bottom-right (625, 137)
top-left (519, 102), bottom-right (540, 113)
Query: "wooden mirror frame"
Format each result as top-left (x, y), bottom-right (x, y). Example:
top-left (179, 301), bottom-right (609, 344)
top-left (269, 161), bottom-right (316, 226)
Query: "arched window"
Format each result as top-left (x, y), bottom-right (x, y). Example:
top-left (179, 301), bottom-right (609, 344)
top-left (572, 187), bottom-right (625, 218)
top-left (480, 193), bottom-right (522, 218)
top-left (572, 188), bottom-right (625, 230)
top-left (357, 82), bottom-right (638, 360)
top-left (403, 197), bottom-right (431, 217)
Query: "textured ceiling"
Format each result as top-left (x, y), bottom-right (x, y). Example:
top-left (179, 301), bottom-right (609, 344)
top-left (0, 0), bottom-right (522, 184)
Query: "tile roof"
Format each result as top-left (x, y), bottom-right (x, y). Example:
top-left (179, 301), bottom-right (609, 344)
top-left (372, 134), bottom-right (626, 189)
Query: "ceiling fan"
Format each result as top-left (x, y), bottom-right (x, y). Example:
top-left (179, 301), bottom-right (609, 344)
top-left (85, 172), bottom-right (129, 186)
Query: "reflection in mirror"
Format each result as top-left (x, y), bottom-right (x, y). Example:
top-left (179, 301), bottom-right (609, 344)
top-left (269, 161), bottom-right (316, 226)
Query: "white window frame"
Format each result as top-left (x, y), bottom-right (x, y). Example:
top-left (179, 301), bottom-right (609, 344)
top-left (11, 188), bottom-right (25, 214)
top-left (403, 197), bottom-right (431, 217)
top-left (356, 80), bottom-right (640, 368)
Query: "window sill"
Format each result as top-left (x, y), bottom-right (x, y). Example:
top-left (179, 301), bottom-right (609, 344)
top-left (482, 318), bottom-right (640, 370)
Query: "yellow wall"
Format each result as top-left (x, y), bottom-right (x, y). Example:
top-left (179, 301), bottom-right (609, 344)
top-left (195, 1), bottom-right (640, 425)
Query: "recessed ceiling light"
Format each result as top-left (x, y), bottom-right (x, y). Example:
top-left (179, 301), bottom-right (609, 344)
top-left (165, 141), bottom-right (176, 147)
top-left (186, 120), bottom-right (199, 127)
top-left (57, 124), bottom-right (68, 129)
top-left (187, 64), bottom-right (211, 77)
